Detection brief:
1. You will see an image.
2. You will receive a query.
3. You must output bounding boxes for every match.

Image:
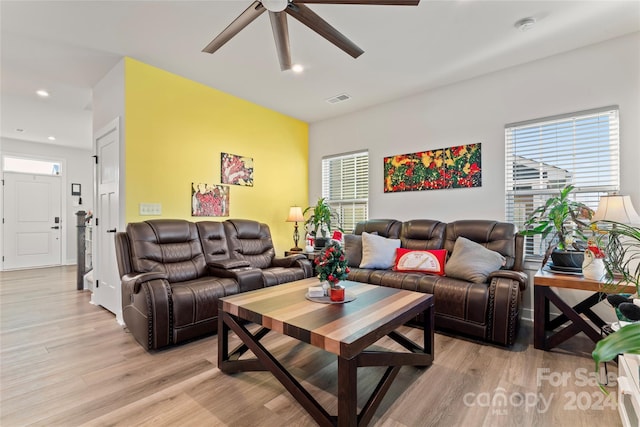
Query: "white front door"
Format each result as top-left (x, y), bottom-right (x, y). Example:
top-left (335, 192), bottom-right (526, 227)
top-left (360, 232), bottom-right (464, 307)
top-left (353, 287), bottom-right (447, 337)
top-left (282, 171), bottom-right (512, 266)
top-left (92, 118), bottom-right (122, 323)
top-left (3, 172), bottom-right (62, 269)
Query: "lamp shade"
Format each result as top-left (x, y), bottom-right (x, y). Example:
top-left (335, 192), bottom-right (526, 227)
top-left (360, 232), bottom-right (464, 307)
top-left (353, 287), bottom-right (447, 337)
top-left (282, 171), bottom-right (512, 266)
top-left (592, 195), bottom-right (640, 225)
top-left (286, 206), bottom-right (304, 222)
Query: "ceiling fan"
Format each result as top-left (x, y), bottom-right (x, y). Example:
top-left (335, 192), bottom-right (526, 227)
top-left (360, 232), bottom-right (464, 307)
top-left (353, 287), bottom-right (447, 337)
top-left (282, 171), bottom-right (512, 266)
top-left (202, 0), bottom-right (420, 71)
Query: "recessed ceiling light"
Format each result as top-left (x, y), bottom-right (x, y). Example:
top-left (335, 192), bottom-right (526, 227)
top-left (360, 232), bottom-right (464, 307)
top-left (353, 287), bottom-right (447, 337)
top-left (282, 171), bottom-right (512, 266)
top-left (514, 17), bottom-right (536, 32)
top-left (48, 136), bottom-right (56, 141)
top-left (292, 64), bottom-right (304, 73)
top-left (36, 89), bottom-right (50, 97)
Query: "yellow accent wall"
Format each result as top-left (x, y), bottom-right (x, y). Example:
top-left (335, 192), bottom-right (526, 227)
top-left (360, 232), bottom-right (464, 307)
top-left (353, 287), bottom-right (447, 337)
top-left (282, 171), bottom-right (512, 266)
top-left (124, 58), bottom-right (308, 254)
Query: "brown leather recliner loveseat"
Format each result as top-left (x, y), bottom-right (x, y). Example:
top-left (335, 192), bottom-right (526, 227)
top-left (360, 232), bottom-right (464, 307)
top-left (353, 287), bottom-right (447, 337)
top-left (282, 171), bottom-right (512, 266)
top-left (114, 218), bottom-right (313, 350)
top-left (345, 219), bottom-right (528, 346)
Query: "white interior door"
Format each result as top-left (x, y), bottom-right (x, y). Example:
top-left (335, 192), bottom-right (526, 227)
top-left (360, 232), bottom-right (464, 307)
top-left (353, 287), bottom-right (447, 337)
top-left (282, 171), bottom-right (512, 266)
top-left (92, 119), bottom-right (122, 323)
top-left (3, 172), bottom-right (62, 269)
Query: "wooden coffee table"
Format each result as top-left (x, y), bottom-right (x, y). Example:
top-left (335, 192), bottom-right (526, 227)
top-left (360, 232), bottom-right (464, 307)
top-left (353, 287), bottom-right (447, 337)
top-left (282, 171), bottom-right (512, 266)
top-left (218, 278), bottom-right (434, 427)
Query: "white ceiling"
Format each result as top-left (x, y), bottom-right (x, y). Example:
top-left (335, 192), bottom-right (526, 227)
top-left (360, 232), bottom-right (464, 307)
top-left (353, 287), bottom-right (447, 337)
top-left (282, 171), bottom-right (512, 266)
top-left (1, 0), bottom-right (639, 151)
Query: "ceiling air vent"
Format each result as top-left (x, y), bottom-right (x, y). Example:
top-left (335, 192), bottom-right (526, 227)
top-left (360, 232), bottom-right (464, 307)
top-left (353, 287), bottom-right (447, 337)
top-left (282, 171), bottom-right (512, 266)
top-left (326, 93), bottom-right (351, 104)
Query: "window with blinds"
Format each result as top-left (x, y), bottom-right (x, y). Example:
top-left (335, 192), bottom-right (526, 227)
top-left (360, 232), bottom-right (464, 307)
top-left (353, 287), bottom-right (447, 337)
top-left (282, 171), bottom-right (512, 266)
top-left (322, 151), bottom-right (369, 233)
top-left (505, 106), bottom-right (620, 256)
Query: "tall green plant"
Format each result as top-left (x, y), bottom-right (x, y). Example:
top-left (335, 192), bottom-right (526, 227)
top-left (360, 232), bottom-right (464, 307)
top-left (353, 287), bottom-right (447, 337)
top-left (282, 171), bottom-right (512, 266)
top-left (593, 323), bottom-right (640, 393)
top-left (303, 197), bottom-right (340, 238)
top-left (592, 221), bottom-right (640, 390)
top-left (600, 221), bottom-right (640, 295)
top-left (520, 185), bottom-right (594, 266)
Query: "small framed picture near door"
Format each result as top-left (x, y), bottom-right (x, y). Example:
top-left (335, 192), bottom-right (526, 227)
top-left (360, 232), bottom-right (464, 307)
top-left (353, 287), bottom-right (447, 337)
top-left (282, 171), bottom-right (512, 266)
top-left (71, 183), bottom-right (81, 196)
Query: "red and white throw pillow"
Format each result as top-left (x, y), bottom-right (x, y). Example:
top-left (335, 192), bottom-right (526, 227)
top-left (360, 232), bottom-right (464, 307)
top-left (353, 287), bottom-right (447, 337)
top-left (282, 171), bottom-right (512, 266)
top-left (393, 248), bottom-right (447, 275)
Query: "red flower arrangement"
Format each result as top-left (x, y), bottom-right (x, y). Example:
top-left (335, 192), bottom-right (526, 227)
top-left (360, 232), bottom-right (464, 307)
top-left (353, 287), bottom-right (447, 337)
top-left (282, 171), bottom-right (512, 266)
top-left (314, 241), bottom-right (350, 287)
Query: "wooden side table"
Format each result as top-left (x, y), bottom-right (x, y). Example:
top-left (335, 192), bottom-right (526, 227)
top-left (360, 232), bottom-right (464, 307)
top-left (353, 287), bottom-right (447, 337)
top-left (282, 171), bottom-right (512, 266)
top-left (533, 269), bottom-right (635, 351)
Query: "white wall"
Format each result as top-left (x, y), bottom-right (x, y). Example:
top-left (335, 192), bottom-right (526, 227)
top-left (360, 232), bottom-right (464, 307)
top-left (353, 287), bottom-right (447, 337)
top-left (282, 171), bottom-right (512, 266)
top-left (309, 32), bottom-right (640, 322)
top-left (93, 58), bottom-right (126, 231)
top-left (1, 138), bottom-right (94, 265)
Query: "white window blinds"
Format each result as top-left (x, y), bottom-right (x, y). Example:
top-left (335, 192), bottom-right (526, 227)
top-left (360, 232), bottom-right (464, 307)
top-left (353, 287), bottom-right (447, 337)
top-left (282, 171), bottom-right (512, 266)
top-left (322, 151), bottom-right (369, 233)
top-left (505, 106), bottom-right (620, 256)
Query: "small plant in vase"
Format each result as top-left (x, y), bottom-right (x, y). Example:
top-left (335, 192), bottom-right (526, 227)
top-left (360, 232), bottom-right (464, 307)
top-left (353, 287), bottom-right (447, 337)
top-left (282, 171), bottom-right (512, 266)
top-left (314, 241), bottom-right (350, 301)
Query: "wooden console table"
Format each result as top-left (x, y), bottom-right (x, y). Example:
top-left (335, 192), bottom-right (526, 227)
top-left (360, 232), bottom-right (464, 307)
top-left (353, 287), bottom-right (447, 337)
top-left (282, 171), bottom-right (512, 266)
top-left (533, 269), bottom-right (635, 351)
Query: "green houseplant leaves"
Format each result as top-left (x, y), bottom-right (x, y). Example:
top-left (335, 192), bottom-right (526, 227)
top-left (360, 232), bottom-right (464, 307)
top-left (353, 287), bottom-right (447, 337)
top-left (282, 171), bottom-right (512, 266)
top-left (520, 185), bottom-right (594, 266)
top-left (303, 197), bottom-right (341, 239)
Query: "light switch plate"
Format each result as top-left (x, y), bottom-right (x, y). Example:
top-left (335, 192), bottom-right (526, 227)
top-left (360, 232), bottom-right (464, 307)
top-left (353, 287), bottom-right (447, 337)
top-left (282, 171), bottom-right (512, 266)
top-left (139, 203), bottom-right (162, 215)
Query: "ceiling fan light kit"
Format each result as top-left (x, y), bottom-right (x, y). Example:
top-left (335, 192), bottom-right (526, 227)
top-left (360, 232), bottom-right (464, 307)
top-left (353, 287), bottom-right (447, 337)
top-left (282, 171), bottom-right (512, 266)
top-left (202, 0), bottom-right (420, 71)
top-left (262, 0), bottom-right (289, 12)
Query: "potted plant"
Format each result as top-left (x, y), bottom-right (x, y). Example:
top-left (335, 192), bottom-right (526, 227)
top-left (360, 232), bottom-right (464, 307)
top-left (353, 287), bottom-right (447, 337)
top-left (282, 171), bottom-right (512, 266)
top-left (520, 185), bottom-right (594, 268)
top-left (592, 221), bottom-right (640, 386)
top-left (600, 221), bottom-right (640, 295)
top-left (303, 197), bottom-right (341, 249)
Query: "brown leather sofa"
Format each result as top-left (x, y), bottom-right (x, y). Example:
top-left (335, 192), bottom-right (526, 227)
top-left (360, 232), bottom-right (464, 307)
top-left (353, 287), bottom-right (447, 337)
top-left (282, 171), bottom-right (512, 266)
top-left (345, 219), bottom-right (527, 346)
top-left (114, 218), bottom-right (312, 350)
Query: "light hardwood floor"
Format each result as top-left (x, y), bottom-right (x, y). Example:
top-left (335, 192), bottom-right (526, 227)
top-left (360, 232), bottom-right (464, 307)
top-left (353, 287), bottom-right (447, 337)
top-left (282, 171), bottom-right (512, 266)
top-left (1, 266), bottom-right (622, 426)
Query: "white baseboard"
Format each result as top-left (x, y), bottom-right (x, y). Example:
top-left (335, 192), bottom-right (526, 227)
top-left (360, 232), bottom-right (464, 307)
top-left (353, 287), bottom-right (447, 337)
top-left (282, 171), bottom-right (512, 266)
top-left (521, 308), bottom-right (533, 323)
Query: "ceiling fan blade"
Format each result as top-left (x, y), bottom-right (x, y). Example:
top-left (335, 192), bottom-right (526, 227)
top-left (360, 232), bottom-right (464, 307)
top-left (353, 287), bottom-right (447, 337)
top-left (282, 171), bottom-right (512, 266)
top-left (296, 0), bottom-right (420, 5)
top-left (286, 3), bottom-right (364, 58)
top-left (202, 1), bottom-right (266, 54)
top-left (269, 12), bottom-right (292, 71)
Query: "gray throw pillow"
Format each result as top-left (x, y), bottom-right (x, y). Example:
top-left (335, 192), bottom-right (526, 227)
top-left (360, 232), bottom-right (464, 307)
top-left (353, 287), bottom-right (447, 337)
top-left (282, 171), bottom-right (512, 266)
top-left (444, 237), bottom-right (506, 283)
top-left (359, 232), bottom-right (401, 269)
top-left (344, 234), bottom-right (363, 268)
top-left (344, 234), bottom-right (362, 267)
top-left (343, 232), bottom-right (379, 268)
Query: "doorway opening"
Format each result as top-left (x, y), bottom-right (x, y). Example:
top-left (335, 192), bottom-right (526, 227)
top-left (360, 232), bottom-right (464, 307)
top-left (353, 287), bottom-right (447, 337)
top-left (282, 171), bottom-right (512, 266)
top-left (2, 154), bottom-right (65, 270)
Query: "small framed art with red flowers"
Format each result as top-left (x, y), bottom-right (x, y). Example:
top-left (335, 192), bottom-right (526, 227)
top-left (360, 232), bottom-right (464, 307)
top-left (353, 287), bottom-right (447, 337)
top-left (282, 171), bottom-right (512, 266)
top-left (383, 143), bottom-right (482, 193)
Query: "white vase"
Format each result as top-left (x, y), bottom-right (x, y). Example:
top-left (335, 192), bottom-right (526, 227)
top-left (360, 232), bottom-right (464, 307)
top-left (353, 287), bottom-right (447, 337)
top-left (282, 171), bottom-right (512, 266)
top-left (582, 249), bottom-right (606, 281)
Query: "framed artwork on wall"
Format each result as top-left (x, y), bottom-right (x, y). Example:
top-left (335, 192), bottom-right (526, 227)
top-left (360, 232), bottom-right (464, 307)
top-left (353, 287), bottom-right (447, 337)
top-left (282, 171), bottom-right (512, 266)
top-left (191, 183), bottom-right (230, 217)
top-left (384, 143), bottom-right (482, 193)
top-left (221, 152), bottom-right (254, 186)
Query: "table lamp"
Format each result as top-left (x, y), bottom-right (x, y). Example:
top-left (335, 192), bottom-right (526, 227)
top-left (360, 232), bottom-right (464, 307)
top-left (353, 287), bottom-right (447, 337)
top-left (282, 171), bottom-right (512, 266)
top-left (591, 194), bottom-right (640, 225)
top-left (286, 206), bottom-right (305, 252)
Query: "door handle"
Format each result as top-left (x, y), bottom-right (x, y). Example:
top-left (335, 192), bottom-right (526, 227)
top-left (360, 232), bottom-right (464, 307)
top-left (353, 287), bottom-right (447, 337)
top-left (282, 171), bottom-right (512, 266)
top-left (51, 226), bottom-right (60, 229)
top-left (106, 228), bottom-right (117, 233)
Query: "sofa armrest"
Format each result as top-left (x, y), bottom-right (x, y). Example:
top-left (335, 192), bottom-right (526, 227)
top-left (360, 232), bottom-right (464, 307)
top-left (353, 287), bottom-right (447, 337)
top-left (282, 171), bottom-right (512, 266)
top-left (270, 256), bottom-right (314, 278)
top-left (487, 277), bottom-right (522, 346)
top-left (121, 274), bottom-right (172, 350)
top-left (122, 271), bottom-right (169, 294)
top-left (208, 266), bottom-right (264, 293)
top-left (208, 259), bottom-right (251, 269)
top-left (298, 258), bottom-right (314, 278)
top-left (487, 270), bottom-right (528, 291)
top-left (271, 254), bottom-right (306, 268)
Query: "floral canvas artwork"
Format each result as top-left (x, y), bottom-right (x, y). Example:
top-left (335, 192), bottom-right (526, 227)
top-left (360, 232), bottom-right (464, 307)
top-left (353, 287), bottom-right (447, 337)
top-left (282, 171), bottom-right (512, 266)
top-left (191, 183), bottom-right (229, 217)
top-left (221, 153), bottom-right (254, 186)
top-left (384, 143), bottom-right (481, 193)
